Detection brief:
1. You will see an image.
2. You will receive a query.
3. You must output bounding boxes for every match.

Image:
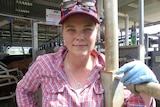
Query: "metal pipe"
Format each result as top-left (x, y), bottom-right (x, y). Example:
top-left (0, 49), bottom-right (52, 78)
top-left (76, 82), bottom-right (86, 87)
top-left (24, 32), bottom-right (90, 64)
top-left (125, 16), bottom-right (129, 46)
top-left (9, 21), bottom-right (13, 46)
top-left (139, 0), bottom-right (144, 45)
top-left (118, 12), bottom-right (129, 46)
top-left (137, 82), bottom-right (160, 100)
top-left (0, 13), bottom-right (36, 21)
top-left (118, 12), bottom-right (128, 18)
top-left (104, 0), bottom-right (118, 71)
top-left (32, 21), bottom-right (38, 61)
top-left (0, 75), bottom-right (18, 100)
top-left (0, 19), bottom-right (10, 27)
top-left (158, 37), bottom-right (160, 51)
top-left (97, 0), bottom-right (104, 21)
top-left (102, 0), bottom-right (124, 106)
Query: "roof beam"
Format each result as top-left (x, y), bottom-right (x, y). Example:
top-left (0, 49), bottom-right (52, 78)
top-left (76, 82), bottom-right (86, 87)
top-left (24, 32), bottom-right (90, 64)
top-left (33, 0), bottom-right (59, 8)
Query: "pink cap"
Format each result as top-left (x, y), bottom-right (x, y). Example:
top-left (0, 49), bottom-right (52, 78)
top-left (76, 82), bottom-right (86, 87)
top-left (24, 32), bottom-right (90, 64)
top-left (59, 5), bottom-right (100, 24)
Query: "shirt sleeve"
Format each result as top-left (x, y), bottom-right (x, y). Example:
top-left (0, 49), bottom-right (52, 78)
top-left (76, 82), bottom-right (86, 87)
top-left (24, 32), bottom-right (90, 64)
top-left (123, 87), bottom-right (156, 107)
top-left (16, 56), bottom-right (41, 107)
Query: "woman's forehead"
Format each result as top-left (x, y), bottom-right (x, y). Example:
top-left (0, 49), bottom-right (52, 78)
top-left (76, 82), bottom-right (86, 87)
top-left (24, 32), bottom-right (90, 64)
top-left (63, 14), bottom-right (96, 25)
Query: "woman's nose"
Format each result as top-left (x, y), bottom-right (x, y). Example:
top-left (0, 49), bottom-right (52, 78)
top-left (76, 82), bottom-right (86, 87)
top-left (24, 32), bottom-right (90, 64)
top-left (76, 31), bottom-right (85, 40)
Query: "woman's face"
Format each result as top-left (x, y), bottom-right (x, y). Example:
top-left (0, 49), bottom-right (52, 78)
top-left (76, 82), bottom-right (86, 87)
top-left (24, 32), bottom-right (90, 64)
top-left (62, 14), bottom-right (98, 57)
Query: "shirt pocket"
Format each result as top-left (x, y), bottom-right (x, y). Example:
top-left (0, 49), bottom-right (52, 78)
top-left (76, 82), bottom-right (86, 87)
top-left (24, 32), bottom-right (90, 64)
top-left (42, 77), bottom-right (69, 107)
top-left (82, 80), bottom-right (104, 107)
top-left (42, 77), bottom-right (65, 94)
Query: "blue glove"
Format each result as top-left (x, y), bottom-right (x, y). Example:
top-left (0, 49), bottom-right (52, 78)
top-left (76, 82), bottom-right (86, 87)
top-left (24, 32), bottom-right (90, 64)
top-left (116, 60), bottom-right (159, 85)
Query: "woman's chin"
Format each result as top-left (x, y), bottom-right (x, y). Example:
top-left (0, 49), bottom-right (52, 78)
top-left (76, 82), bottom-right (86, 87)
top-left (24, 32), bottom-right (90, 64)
top-left (74, 51), bottom-right (90, 57)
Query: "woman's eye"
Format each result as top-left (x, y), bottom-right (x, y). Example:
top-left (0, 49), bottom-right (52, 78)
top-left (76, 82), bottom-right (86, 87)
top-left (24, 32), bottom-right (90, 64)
top-left (84, 28), bottom-right (93, 32)
top-left (67, 29), bottom-right (75, 32)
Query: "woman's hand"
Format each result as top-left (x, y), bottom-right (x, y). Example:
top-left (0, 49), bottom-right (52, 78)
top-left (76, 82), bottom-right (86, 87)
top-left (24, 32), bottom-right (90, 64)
top-left (116, 61), bottom-right (158, 86)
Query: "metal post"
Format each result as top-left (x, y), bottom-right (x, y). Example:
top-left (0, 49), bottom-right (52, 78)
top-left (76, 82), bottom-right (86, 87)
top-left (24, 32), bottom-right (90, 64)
top-left (104, 0), bottom-right (118, 72)
top-left (97, 0), bottom-right (104, 21)
top-left (118, 13), bottom-right (129, 46)
top-left (158, 37), bottom-right (160, 51)
top-left (9, 20), bottom-right (13, 46)
top-left (139, 0), bottom-right (144, 45)
top-left (125, 16), bottom-right (129, 46)
top-left (32, 21), bottom-right (42, 107)
top-left (101, 0), bottom-right (124, 106)
top-left (32, 21), bottom-right (38, 61)
top-left (144, 34), bottom-right (149, 65)
top-left (138, 0), bottom-right (145, 62)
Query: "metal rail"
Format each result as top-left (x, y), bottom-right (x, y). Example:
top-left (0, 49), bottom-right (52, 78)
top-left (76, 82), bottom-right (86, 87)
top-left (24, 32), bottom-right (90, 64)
top-left (0, 75), bottom-right (18, 100)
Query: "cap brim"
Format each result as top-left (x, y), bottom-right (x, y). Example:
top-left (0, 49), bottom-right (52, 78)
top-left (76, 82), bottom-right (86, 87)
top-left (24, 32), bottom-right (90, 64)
top-left (59, 11), bottom-right (100, 24)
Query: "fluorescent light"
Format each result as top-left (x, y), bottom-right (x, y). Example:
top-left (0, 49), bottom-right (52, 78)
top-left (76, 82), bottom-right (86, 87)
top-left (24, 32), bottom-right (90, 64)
top-left (15, 0), bottom-right (33, 13)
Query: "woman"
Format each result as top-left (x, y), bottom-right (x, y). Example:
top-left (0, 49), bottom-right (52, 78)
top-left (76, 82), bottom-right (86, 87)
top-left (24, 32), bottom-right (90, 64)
top-left (16, 0), bottom-right (158, 107)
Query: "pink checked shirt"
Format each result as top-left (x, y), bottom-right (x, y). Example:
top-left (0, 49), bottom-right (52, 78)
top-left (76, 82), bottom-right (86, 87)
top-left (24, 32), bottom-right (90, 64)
top-left (16, 46), bottom-right (156, 107)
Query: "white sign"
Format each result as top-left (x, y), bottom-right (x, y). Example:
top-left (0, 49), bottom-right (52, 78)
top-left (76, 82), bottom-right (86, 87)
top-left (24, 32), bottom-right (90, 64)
top-left (46, 9), bottom-right (61, 25)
